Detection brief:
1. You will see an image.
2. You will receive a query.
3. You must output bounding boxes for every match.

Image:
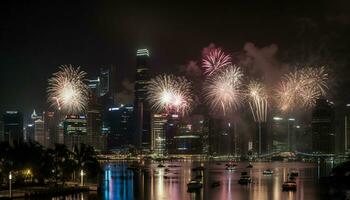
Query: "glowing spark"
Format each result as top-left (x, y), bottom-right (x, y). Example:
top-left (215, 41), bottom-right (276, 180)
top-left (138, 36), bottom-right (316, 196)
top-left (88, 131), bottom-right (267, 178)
top-left (47, 65), bottom-right (89, 114)
top-left (146, 74), bottom-right (194, 116)
top-left (204, 65), bottom-right (244, 115)
top-left (276, 66), bottom-right (328, 112)
top-left (202, 48), bottom-right (232, 76)
top-left (247, 81), bottom-right (268, 122)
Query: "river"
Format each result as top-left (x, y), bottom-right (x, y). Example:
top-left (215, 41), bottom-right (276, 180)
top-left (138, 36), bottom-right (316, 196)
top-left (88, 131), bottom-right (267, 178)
top-left (91, 161), bottom-right (329, 200)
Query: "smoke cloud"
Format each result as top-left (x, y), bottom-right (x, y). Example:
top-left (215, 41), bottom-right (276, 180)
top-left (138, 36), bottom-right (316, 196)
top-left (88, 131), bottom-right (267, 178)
top-left (117, 79), bottom-right (134, 104)
top-left (240, 42), bottom-right (289, 85)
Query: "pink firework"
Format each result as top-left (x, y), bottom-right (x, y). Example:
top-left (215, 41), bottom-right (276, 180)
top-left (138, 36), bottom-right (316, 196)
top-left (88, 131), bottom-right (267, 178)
top-left (202, 48), bottom-right (232, 76)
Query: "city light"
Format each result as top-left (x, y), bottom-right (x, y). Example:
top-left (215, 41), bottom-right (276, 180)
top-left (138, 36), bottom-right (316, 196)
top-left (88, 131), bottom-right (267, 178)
top-left (273, 117), bottom-right (283, 121)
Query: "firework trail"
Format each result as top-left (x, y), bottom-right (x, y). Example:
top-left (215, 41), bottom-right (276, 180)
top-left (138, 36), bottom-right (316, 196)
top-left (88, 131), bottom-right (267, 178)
top-left (247, 81), bottom-right (268, 122)
top-left (203, 65), bottom-right (244, 115)
top-left (276, 66), bottom-right (328, 112)
top-left (202, 48), bottom-right (232, 76)
top-left (146, 74), bottom-right (194, 116)
top-left (47, 65), bottom-right (89, 114)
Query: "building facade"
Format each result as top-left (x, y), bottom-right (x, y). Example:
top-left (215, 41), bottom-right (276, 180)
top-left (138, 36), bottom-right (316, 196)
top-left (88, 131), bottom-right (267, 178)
top-left (106, 105), bottom-right (134, 150)
top-left (151, 113), bottom-right (168, 155)
top-left (2, 111), bottom-right (23, 144)
top-left (312, 99), bottom-right (335, 154)
top-left (271, 116), bottom-right (295, 153)
top-left (63, 115), bottom-right (87, 150)
top-left (134, 49), bottom-right (151, 151)
top-left (34, 119), bottom-right (45, 146)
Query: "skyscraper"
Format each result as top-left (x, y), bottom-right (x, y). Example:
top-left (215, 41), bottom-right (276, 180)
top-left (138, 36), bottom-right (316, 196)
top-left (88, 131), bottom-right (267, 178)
top-left (99, 65), bottom-right (117, 106)
top-left (134, 48), bottom-right (151, 151)
top-left (151, 113), bottom-right (168, 155)
top-left (99, 68), bottom-right (110, 97)
top-left (34, 119), bottom-right (45, 146)
top-left (253, 122), bottom-right (269, 155)
top-left (63, 115), bottom-right (87, 150)
top-left (25, 124), bottom-right (35, 142)
top-left (43, 111), bottom-right (58, 147)
top-left (87, 109), bottom-right (106, 151)
top-left (344, 104), bottom-right (350, 153)
top-left (88, 78), bottom-right (101, 98)
top-left (312, 99), bottom-right (335, 154)
top-left (271, 116), bottom-right (295, 152)
top-left (2, 111), bottom-right (23, 144)
top-left (0, 120), bottom-right (4, 142)
top-left (208, 117), bottom-right (237, 156)
top-left (166, 114), bottom-right (204, 155)
top-left (106, 105), bottom-right (134, 150)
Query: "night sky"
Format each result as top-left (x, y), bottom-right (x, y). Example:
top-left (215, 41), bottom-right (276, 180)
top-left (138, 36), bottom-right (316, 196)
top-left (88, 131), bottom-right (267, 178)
top-left (1, 1), bottom-right (350, 123)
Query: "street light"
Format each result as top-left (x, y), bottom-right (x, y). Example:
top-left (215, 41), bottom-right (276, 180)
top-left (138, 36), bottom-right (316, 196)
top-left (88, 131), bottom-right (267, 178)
top-left (9, 171), bottom-right (12, 198)
top-left (80, 170), bottom-right (84, 186)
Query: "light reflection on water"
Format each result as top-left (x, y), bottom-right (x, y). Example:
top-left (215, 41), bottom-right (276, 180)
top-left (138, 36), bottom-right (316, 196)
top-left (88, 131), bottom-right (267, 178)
top-left (101, 161), bottom-right (324, 200)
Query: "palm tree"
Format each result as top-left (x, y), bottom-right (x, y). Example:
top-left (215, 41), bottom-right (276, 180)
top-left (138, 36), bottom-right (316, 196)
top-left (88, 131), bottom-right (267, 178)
top-left (73, 143), bottom-right (101, 182)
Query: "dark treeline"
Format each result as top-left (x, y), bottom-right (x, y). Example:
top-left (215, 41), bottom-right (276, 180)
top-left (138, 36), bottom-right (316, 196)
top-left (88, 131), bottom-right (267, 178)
top-left (0, 142), bottom-right (101, 187)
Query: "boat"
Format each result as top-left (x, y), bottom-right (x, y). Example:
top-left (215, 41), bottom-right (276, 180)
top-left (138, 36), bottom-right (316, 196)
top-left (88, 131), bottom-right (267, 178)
top-left (168, 165), bottom-right (180, 168)
top-left (238, 172), bottom-right (252, 184)
top-left (289, 170), bottom-right (299, 177)
top-left (246, 163), bottom-right (253, 168)
top-left (187, 180), bottom-right (203, 191)
top-left (225, 163), bottom-right (237, 167)
top-left (211, 181), bottom-right (220, 188)
top-left (195, 174), bottom-right (203, 179)
top-left (192, 166), bottom-right (205, 171)
top-left (282, 181), bottom-right (297, 191)
top-left (263, 169), bottom-right (274, 175)
top-left (226, 166), bottom-right (236, 171)
top-left (157, 164), bottom-right (165, 168)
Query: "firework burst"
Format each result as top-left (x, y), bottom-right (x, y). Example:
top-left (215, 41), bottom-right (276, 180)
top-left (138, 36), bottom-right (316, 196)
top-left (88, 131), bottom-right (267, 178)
top-left (247, 81), bottom-right (268, 122)
top-left (276, 66), bottom-right (328, 112)
top-left (47, 65), bottom-right (89, 114)
top-left (203, 65), bottom-right (244, 115)
top-left (146, 74), bottom-right (194, 115)
top-left (202, 48), bottom-right (232, 76)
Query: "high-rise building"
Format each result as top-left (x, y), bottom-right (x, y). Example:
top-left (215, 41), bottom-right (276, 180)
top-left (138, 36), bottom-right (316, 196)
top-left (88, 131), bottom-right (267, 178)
top-left (151, 113), bottom-right (168, 155)
top-left (106, 105), bottom-right (134, 150)
top-left (202, 118), bottom-right (210, 155)
top-left (87, 109), bottom-right (106, 151)
top-left (312, 99), bottom-right (335, 154)
top-left (208, 117), bottom-right (236, 156)
top-left (2, 111), bottom-right (23, 144)
top-left (63, 115), bottom-right (87, 150)
top-left (166, 114), bottom-right (205, 155)
top-left (345, 104), bottom-right (350, 154)
top-left (43, 111), bottom-right (58, 147)
top-left (34, 119), bottom-right (45, 146)
top-left (252, 122), bottom-right (270, 155)
top-left (134, 49), bottom-right (151, 151)
top-left (25, 124), bottom-right (35, 142)
top-left (0, 120), bottom-right (4, 142)
top-left (99, 65), bottom-right (117, 106)
top-left (88, 78), bottom-right (101, 98)
top-left (58, 122), bottom-right (64, 144)
top-left (99, 68), bottom-right (110, 97)
top-left (271, 117), bottom-right (295, 152)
